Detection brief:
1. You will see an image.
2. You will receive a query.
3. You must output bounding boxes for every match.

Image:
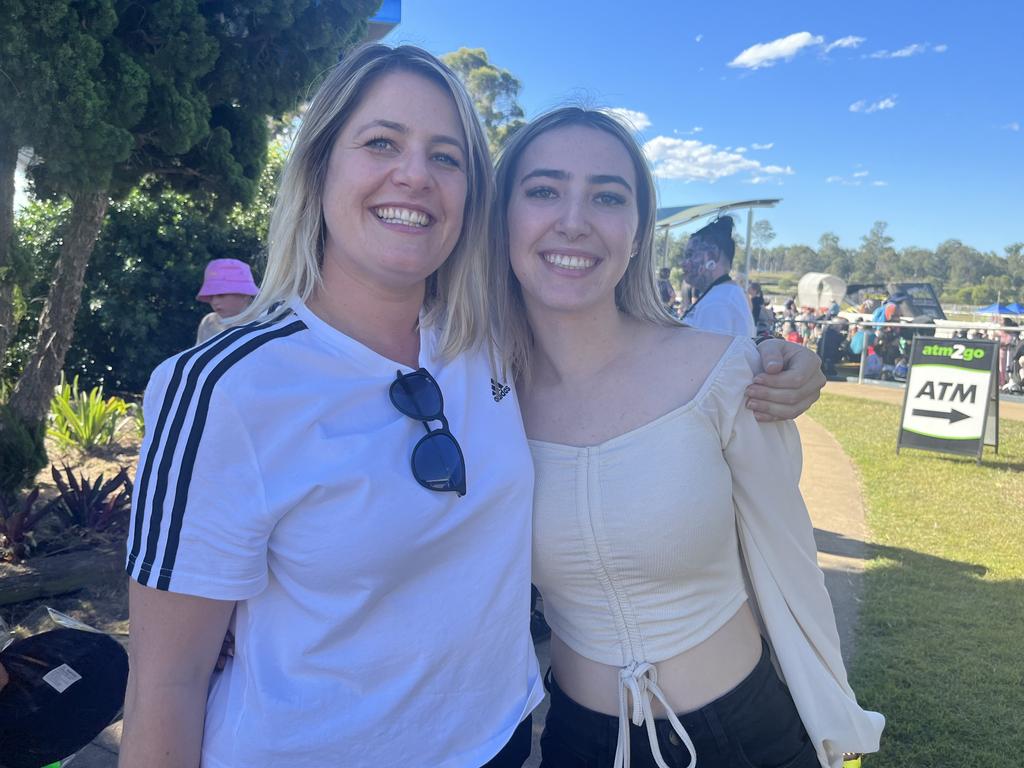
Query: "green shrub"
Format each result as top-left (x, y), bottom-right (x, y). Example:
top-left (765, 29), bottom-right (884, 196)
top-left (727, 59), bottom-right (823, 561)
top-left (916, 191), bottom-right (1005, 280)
top-left (128, 402), bottom-right (145, 439)
top-left (0, 404), bottom-right (48, 500)
top-left (0, 487), bottom-right (54, 561)
top-left (48, 375), bottom-right (130, 452)
top-left (50, 464), bottom-right (132, 533)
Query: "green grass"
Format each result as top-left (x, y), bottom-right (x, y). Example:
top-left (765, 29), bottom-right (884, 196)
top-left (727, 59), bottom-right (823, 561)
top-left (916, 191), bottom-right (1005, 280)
top-left (808, 394), bottom-right (1024, 768)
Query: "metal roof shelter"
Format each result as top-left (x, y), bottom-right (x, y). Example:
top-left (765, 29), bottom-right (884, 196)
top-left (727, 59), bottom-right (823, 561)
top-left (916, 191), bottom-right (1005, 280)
top-left (365, 0), bottom-right (401, 41)
top-left (654, 198), bottom-right (782, 281)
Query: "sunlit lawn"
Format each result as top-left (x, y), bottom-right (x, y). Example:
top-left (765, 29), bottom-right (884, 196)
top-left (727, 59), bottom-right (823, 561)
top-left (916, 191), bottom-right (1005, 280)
top-left (809, 394), bottom-right (1023, 768)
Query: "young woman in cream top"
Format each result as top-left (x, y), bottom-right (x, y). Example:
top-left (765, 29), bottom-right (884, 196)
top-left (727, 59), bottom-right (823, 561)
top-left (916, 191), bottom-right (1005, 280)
top-left (490, 108), bottom-right (883, 768)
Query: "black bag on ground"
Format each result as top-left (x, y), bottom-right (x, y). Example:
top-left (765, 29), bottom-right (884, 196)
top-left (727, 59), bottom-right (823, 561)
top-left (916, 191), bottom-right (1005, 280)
top-left (0, 628), bottom-right (128, 768)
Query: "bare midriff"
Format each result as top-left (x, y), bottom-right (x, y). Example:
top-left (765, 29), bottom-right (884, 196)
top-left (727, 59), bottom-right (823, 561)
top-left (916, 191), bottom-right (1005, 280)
top-left (549, 602), bottom-right (763, 716)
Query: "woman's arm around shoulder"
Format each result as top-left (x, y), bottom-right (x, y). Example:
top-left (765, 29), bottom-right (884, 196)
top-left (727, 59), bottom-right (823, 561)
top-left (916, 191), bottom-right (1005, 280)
top-left (723, 388), bottom-right (885, 763)
top-left (746, 338), bottom-right (826, 422)
top-left (119, 582), bottom-right (235, 768)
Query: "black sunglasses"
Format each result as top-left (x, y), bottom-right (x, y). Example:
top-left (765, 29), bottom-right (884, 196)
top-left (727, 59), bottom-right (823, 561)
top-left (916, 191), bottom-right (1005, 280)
top-left (390, 368), bottom-right (467, 497)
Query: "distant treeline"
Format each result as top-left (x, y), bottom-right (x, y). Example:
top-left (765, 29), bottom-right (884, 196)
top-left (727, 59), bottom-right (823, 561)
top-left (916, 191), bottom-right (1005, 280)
top-left (661, 221), bottom-right (1024, 304)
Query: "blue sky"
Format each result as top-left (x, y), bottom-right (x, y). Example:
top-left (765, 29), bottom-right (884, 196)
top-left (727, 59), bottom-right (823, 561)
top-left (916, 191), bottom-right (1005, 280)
top-left (383, 0), bottom-right (1022, 255)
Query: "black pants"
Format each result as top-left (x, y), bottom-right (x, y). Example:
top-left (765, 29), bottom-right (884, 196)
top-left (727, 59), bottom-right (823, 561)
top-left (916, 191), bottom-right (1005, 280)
top-left (540, 641), bottom-right (819, 768)
top-left (481, 714), bottom-right (533, 768)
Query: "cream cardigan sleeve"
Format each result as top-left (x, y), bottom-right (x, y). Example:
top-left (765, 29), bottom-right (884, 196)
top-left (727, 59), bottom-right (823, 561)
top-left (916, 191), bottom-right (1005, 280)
top-left (705, 339), bottom-right (885, 768)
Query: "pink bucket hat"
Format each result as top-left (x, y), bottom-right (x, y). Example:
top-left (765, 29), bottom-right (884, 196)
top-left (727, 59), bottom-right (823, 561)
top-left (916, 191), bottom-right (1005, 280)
top-left (197, 259), bottom-right (259, 301)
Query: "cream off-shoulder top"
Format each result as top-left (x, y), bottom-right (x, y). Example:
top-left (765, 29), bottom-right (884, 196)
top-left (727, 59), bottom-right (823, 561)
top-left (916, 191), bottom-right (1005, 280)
top-left (530, 336), bottom-right (884, 768)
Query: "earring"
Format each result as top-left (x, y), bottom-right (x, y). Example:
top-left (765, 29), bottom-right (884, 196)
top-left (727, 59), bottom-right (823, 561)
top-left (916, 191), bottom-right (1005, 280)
top-left (629, 248), bottom-right (638, 259)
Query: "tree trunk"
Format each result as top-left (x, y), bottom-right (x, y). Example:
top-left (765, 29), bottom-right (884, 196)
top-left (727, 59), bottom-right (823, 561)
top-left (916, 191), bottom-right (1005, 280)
top-left (0, 546), bottom-right (124, 606)
top-left (8, 190), bottom-right (109, 425)
top-left (0, 138), bottom-right (18, 361)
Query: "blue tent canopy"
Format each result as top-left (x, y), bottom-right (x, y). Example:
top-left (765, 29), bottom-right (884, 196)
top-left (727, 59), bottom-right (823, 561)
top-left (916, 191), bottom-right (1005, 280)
top-left (1005, 302), bottom-right (1024, 314)
top-left (976, 302), bottom-right (1014, 314)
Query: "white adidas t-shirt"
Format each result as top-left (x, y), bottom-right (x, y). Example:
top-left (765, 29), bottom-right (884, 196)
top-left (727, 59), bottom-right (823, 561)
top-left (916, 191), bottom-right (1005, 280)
top-left (127, 298), bottom-right (543, 767)
top-left (685, 281), bottom-right (756, 337)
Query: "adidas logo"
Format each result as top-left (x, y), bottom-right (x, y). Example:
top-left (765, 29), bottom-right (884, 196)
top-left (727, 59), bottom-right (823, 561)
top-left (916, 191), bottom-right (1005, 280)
top-left (491, 378), bottom-right (510, 402)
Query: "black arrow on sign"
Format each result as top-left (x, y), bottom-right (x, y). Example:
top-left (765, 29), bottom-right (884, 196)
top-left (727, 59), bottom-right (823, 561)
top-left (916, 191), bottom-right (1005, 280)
top-left (912, 407), bottom-right (970, 424)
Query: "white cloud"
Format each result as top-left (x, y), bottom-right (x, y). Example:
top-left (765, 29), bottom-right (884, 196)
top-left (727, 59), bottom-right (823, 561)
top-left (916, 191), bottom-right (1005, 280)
top-left (728, 31), bottom-right (824, 69)
top-left (1004, 121), bottom-right (1020, 132)
top-left (605, 108), bottom-right (651, 132)
top-left (691, 126), bottom-right (703, 134)
top-left (933, 43), bottom-right (948, 53)
top-left (695, 33), bottom-right (703, 43)
top-left (735, 146), bottom-right (748, 153)
top-left (643, 136), bottom-right (794, 182)
top-left (825, 35), bottom-right (865, 53)
top-left (826, 170), bottom-right (887, 187)
top-left (869, 96), bottom-right (897, 112)
top-left (869, 43), bottom-right (927, 59)
top-left (851, 95), bottom-right (897, 113)
top-left (751, 142), bottom-right (774, 150)
top-left (891, 43), bottom-right (927, 58)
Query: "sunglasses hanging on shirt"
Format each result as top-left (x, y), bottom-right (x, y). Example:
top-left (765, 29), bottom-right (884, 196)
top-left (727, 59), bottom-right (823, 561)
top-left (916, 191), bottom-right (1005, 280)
top-left (390, 368), bottom-right (467, 497)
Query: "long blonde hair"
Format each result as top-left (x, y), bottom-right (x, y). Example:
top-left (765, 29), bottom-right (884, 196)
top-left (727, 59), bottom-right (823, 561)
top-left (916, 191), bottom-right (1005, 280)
top-left (489, 107), bottom-right (676, 380)
top-left (237, 44), bottom-right (494, 359)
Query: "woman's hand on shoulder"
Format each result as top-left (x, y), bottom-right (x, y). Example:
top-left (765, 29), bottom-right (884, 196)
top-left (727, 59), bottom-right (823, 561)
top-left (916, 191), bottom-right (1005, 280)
top-left (745, 339), bottom-right (826, 422)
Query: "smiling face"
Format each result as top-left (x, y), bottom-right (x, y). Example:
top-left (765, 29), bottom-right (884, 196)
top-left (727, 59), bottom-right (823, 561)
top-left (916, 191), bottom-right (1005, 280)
top-left (506, 125), bottom-right (640, 315)
top-left (319, 70), bottom-right (469, 295)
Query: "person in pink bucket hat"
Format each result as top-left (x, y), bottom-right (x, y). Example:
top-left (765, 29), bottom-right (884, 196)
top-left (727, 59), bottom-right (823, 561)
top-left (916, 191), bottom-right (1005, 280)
top-left (195, 258), bottom-right (259, 344)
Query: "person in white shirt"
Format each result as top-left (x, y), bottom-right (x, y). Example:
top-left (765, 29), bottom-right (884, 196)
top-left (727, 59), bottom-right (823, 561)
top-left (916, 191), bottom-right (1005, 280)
top-left (490, 107), bottom-right (882, 768)
top-left (121, 44), bottom-right (543, 768)
top-left (680, 217), bottom-right (756, 337)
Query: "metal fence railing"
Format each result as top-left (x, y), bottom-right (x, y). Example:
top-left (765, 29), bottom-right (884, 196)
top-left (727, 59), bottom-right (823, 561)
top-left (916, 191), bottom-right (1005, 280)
top-left (769, 318), bottom-right (1022, 385)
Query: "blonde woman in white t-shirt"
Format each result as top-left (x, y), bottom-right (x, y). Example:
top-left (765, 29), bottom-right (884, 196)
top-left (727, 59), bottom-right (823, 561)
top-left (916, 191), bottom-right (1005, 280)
top-left (490, 108), bottom-right (884, 768)
top-left (121, 44), bottom-right (550, 768)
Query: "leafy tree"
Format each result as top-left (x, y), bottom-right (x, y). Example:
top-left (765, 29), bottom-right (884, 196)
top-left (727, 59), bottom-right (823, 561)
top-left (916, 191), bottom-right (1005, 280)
top-left (8, 136), bottom-right (285, 394)
top-left (442, 48), bottom-right (526, 154)
top-left (896, 246), bottom-right (943, 285)
top-left (658, 230), bottom-right (689, 270)
top-left (937, 239), bottom-right (1001, 289)
top-left (854, 221), bottom-right (898, 281)
top-left (0, 0), bottom-right (378, 497)
top-left (64, 187), bottom-right (261, 393)
top-left (780, 244), bottom-right (826, 275)
top-left (1002, 242), bottom-right (1024, 289)
top-left (818, 232), bottom-right (854, 278)
top-left (751, 219), bottom-right (776, 271)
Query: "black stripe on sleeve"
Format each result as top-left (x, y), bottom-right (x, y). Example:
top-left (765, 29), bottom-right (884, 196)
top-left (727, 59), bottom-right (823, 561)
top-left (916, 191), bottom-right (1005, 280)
top-left (154, 320), bottom-right (305, 590)
top-left (129, 319), bottom-right (267, 571)
top-left (129, 310), bottom-right (299, 586)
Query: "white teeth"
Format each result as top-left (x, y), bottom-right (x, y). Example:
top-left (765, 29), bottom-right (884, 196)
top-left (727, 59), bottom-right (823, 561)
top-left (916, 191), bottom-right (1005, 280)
top-left (543, 252), bottom-right (596, 270)
top-left (374, 206), bottom-right (430, 227)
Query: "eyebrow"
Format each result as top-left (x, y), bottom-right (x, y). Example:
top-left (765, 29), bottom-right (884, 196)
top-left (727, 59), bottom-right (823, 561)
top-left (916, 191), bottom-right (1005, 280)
top-left (354, 119), bottom-right (465, 152)
top-left (589, 174), bottom-right (633, 193)
top-left (520, 168), bottom-right (633, 193)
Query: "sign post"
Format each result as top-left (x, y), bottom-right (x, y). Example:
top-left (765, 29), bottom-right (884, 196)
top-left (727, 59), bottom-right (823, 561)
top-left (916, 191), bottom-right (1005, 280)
top-left (897, 337), bottom-right (999, 463)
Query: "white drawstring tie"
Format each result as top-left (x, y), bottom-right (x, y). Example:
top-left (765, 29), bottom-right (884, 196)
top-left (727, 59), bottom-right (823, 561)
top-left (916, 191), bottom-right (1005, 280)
top-left (613, 661), bottom-right (697, 768)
